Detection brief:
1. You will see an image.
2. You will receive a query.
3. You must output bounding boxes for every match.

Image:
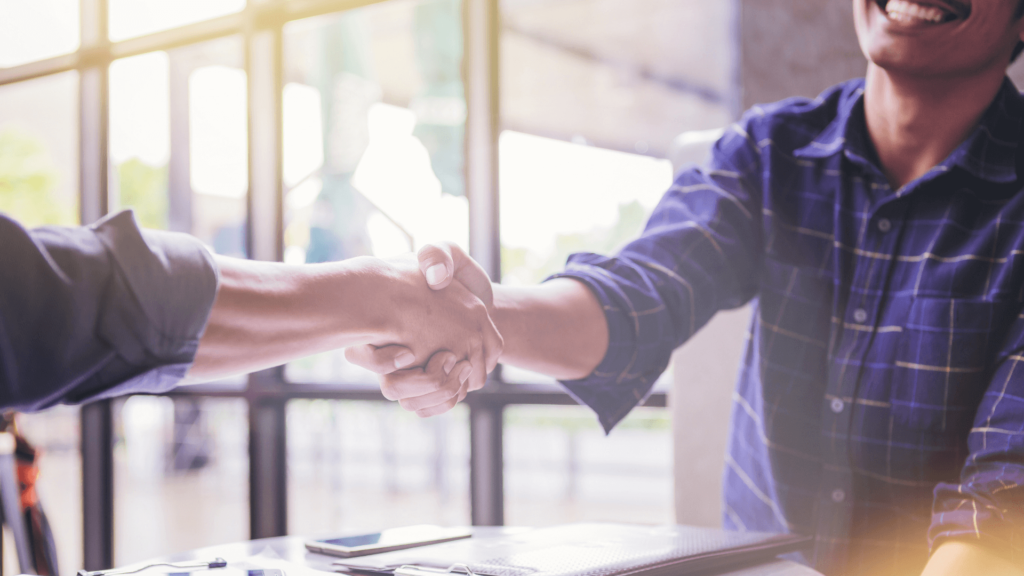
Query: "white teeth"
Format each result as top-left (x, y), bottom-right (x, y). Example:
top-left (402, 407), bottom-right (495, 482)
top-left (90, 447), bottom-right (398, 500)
top-left (885, 0), bottom-right (948, 23)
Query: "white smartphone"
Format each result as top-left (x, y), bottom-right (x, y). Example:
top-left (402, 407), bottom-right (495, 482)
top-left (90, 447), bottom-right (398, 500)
top-left (305, 525), bottom-right (472, 558)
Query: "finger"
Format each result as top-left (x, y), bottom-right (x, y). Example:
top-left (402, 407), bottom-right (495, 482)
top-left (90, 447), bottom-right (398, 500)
top-left (466, 343), bottom-right (488, 393)
top-left (418, 243), bottom-right (456, 290)
top-left (345, 344), bottom-right (417, 375)
top-left (418, 243), bottom-right (495, 306)
top-left (456, 374), bottom-right (471, 403)
top-left (399, 360), bottom-right (472, 412)
top-left (482, 315), bottom-right (504, 374)
top-left (414, 365), bottom-right (472, 418)
top-left (380, 350), bottom-right (458, 401)
top-left (446, 244), bottom-right (494, 307)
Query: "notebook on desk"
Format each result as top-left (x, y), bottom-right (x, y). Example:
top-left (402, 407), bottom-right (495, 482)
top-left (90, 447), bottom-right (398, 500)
top-left (332, 523), bottom-right (811, 576)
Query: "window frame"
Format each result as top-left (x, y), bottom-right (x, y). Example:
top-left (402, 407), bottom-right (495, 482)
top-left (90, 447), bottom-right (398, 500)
top-left (0, 0), bottom-right (669, 569)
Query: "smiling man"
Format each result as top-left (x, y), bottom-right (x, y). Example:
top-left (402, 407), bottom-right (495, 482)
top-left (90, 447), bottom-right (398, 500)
top-left (353, 1), bottom-right (1024, 574)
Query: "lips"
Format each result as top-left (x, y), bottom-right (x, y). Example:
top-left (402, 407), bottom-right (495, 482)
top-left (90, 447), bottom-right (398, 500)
top-left (874, 0), bottom-right (970, 24)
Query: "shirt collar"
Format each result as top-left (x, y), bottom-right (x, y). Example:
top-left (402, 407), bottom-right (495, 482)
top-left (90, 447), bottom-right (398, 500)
top-left (794, 77), bottom-right (1022, 185)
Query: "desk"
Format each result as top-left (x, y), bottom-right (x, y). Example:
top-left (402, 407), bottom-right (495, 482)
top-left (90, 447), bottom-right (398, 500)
top-left (153, 530), bottom-right (823, 576)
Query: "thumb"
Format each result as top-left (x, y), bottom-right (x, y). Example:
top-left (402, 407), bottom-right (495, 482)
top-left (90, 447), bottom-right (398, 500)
top-left (345, 344), bottom-right (418, 375)
top-left (417, 243), bottom-right (456, 290)
top-left (418, 242), bottom-right (494, 307)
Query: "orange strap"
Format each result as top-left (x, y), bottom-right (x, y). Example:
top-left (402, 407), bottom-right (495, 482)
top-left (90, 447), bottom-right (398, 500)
top-left (17, 459), bottom-right (39, 509)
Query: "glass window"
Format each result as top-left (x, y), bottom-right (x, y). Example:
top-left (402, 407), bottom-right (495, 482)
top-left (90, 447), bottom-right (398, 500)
top-left (109, 37), bottom-right (247, 256)
top-left (16, 407), bottom-right (82, 575)
top-left (499, 0), bottom-right (733, 285)
top-left (0, 71), bottom-right (79, 227)
top-left (108, 0), bottom-right (246, 42)
top-left (287, 400), bottom-right (469, 534)
top-left (283, 0), bottom-right (467, 384)
top-left (114, 397), bottom-right (249, 566)
top-left (504, 405), bottom-right (672, 527)
top-left (0, 0), bottom-right (79, 68)
top-left (109, 51), bottom-right (171, 229)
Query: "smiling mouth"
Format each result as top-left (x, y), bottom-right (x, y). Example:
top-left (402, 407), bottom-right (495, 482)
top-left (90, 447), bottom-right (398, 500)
top-left (874, 0), bottom-right (969, 24)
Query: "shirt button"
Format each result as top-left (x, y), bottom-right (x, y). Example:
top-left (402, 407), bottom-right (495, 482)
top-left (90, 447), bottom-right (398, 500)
top-left (831, 489), bottom-right (846, 503)
top-left (830, 398), bottom-right (845, 413)
top-left (853, 308), bottom-right (868, 323)
top-left (877, 218), bottom-right (892, 233)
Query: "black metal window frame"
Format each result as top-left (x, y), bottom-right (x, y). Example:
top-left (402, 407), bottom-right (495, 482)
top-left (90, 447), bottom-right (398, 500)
top-left (0, 0), bottom-right (669, 569)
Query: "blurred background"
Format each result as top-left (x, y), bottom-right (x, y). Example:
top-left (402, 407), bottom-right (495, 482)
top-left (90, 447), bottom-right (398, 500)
top-left (3, 1), bottom-right (1024, 575)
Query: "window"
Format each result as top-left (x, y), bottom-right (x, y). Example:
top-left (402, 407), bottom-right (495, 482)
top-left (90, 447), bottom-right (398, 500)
top-left (114, 398), bottom-right (249, 565)
top-left (0, 0), bottom-right (721, 569)
top-left (0, 72), bottom-right (79, 226)
top-left (0, 1), bottom-right (80, 68)
top-left (287, 401), bottom-right (470, 535)
top-left (282, 0), bottom-right (469, 385)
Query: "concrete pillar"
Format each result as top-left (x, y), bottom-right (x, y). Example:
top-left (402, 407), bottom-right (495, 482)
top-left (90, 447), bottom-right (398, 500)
top-left (739, 0), bottom-right (866, 109)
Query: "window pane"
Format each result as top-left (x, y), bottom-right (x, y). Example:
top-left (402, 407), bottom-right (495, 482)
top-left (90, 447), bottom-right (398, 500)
top-left (0, 72), bottom-right (79, 227)
top-left (504, 405), bottom-right (672, 526)
top-left (109, 37), bottom-right (247, 256)
top-left (288, 400), bottom-right (469, 534)
top-left (114, 397), bottom-right (249, 566)
top-left (108, 0), bottom-right (246, 42)
top-left (283, 0), bottom-right (467, 384)
top-left (16, 408), bottom-right (82, 575)
top-left (110, 51), bottom-right (170, 229)
top-left (0, 0), bottom-right (79, 67)
top-left (499, 0), bottom-right (732, 285)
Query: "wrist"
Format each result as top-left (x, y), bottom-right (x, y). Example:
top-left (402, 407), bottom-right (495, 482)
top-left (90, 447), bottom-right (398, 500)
top-left (352, 255), bottom-right (425, 344)
top-left (315, 256), bottom-right (403, 347)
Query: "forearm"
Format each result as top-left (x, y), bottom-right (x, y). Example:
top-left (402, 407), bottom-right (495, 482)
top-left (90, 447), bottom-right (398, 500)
top-left (491, 278), bottom-right (608, 380)
top-left (921, 541), bottom-right (1023, 576)
top-left (187, 255), bottom-right (395, 381)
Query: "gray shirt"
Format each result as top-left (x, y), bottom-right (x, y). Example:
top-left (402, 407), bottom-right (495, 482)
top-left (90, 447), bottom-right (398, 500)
top-left (0, 210), bottom-right (219, 411)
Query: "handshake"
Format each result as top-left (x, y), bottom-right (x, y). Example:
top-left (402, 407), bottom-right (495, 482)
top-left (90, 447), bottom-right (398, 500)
top-left (345, 242), bottom-right (504, 418)
top-left (189, 239), bottom-right (606, 407)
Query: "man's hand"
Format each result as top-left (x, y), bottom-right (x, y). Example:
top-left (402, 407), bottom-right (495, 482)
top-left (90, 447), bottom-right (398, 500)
top-left (920, 541), bottom-right (1023, 576)
top-left (344, 251), bottom-right (501, 416)
top-left (417, 241), bottom-right (494, 301)
top-left (348, 346), bottom-right (475, 417)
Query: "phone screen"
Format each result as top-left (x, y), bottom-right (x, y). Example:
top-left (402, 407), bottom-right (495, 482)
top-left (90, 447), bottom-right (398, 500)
top-left (320, 533), bottom-right (384, 547)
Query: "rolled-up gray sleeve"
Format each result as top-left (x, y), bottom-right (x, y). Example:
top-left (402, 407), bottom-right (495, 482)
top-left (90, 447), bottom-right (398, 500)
top-left (0, 210), bottom-right (219, 411)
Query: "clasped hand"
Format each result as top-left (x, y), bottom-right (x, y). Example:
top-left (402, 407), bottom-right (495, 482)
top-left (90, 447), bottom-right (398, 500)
top-left (347, 243), bottom-right (498, 417)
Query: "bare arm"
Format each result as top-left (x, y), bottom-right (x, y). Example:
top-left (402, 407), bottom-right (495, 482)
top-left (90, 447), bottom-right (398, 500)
top-left (185, 254), bottom-right (501, 398)
top-left (489, 280), bottom-right (607, 380)
top-left (188, 255), bottom-right (395, 381)
top-left (920, 541), bottom-right (1023, 576)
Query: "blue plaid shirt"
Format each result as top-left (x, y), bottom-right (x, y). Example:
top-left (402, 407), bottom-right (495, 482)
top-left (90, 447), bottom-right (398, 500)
top-left (554, 78), bottom-right (1024, 576)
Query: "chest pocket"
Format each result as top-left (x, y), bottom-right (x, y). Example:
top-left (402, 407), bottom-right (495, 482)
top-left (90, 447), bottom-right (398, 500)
top-left (891, 298), bottom-right (1011, 433)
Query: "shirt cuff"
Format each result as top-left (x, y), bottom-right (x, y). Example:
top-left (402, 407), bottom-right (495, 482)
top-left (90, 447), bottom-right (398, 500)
top-left (86, 210), bottom-right (220, 399)
top-left (930, 472), bottom-right (1024, 560)
top-left (547, 253), bottom-right (663, 433)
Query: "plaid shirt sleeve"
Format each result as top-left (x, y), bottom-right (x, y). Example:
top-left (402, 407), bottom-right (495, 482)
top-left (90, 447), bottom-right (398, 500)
top-left (930, 313), bottom-right (1024, 560)
top-left (549, 120), bottom-right (764, 432)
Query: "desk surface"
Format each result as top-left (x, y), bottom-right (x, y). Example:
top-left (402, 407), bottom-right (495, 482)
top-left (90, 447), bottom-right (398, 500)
top-left (155, 529), bottom-right (824, 576)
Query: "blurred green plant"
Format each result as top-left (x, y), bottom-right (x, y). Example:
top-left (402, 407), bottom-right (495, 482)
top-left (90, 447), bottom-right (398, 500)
top-left (116, 158), bottom-right (168, 230)
top-left (0, 128), bottom-right (76, 226)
